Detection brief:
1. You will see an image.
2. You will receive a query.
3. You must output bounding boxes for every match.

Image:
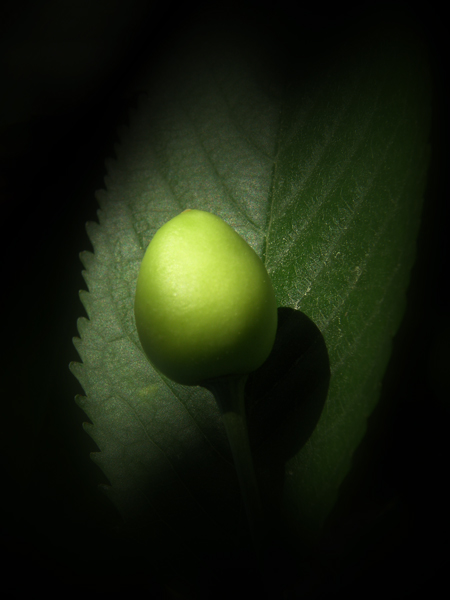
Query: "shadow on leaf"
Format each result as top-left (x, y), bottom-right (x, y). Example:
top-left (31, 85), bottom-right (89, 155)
top-left (245, 307), bottom-right (330, 523)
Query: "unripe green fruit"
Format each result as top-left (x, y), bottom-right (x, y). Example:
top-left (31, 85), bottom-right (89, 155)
top-left (134, 209), bottom-right (278, 386)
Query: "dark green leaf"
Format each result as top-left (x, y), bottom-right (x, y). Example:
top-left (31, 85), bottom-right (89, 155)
top-left (70, 12), bottom-right (431, 571)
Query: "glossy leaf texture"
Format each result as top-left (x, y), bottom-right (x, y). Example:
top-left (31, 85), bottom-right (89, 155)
top-left (70, 12), bottom-right (431, 570)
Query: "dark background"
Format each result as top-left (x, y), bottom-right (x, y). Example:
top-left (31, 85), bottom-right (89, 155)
top-left (1, 1), bottom-right (448, 597)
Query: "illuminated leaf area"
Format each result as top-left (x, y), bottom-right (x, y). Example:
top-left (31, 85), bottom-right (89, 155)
top-left (70, 9), bottom-right (431, 580)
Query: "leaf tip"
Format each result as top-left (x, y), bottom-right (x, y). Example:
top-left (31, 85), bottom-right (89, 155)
top-left (74, 394), bottom-right (87, 407)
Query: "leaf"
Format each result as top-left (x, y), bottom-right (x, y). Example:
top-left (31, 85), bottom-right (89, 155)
top-left (266, 29), bottom-right (431, 548)
top-left (69, 10), bottom-right (431, 574)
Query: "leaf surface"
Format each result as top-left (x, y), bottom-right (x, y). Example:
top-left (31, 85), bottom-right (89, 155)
top-left (70, 14), bottom-right (431, 567)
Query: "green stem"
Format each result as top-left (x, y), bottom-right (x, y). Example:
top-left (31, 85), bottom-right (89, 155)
top-left (203, 374), bottom-right (265, 562)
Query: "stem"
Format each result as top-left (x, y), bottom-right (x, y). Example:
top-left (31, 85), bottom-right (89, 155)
top-left (203, 374), bottom-right (265, 562)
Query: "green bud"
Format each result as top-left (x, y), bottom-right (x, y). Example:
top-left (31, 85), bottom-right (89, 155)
top-left (134, 209), bottom-right (277, 385)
